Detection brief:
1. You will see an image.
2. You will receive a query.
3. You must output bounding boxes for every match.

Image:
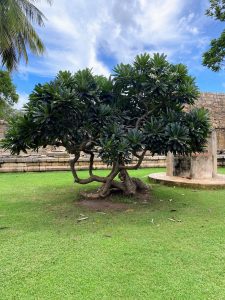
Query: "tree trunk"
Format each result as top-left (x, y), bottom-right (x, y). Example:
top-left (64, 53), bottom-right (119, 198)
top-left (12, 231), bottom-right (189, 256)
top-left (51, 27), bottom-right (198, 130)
top-left (97, 168), bottom-right (149, 198)
top-left (70, 154), bottom-right (149, 199)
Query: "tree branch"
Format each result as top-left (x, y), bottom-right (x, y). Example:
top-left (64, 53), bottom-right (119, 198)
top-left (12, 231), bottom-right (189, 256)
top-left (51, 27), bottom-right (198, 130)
top-left (70, 153), bottom-right (118, 185)
top-left (97, 161), bottom-right (120, 197)
top-left (120, 149), bottom-right (147, 170)
top-left (70, 152), bottom-right (81, 182)
top-left (135, 113), bottom-right (148, 129)
top-left (83, 150), bottom-right (95, 177)
top-left (132, 151), bottom-right (142, 159)
top-left (70, 153), bottom-right (96, 184)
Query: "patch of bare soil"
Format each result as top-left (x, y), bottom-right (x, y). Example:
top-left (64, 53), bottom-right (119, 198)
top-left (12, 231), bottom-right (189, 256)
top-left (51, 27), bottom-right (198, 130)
top-left (135, 191), bottom-right (151, 202)
top-left (77, 200), bottom-right (130, 211)
top-left (77, 190), bottom-right (151, 211)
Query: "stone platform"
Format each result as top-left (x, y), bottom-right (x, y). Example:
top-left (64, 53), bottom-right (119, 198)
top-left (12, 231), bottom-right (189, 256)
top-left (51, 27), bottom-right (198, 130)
top-left (149, 173), bottom-right (225, 189)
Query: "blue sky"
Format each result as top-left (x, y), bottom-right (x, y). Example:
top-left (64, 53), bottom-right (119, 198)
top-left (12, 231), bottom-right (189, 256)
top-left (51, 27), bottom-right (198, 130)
top-left (13, 0), bottom-right (225, 108)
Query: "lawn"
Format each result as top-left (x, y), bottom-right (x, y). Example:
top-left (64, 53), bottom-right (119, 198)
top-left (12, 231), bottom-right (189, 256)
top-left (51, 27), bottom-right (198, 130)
top-left (1, 168), bottom-right (225, 299)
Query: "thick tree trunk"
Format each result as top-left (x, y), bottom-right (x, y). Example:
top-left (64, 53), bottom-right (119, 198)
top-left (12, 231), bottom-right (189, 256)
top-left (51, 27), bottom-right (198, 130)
top-left (119, 169), bottom-right (137, 195)
top-left (97, 169), bottom-right (149, 198)
top-left (70, 154), bottom-right (150, 199)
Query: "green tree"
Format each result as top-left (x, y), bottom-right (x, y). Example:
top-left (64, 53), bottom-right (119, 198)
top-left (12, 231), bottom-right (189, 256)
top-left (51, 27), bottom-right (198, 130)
top-left (203, 0), bottom-right (225, 71)
top-left (2, 54), bottom-right (210, 197)
top-left (0, 0), bottom-right (51, 71)
top-left (0, 70), bottom-right (19, 119)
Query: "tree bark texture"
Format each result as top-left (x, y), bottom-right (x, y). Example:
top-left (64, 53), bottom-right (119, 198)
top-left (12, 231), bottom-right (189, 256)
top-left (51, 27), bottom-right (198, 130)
top-left (70, 151), bottom-right (150, 198)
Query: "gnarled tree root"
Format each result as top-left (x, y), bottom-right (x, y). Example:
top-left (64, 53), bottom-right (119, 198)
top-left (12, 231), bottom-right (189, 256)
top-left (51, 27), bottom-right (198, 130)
top-left (96, 177), bottom-right (150, 199)
top-left (70, 155), bottom-right (151, 199)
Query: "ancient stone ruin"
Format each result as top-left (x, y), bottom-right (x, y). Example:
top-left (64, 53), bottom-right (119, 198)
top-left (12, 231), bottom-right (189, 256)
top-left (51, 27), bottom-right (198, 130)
top-left (167, 131), bottom-right (217, 179)
top-left (149, 130), bottom-right (225, 188)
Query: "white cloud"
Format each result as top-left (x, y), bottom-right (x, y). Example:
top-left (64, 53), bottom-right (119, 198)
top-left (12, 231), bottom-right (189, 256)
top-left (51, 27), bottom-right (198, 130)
top-left (15, 92), bottom-right (29, 109)
top-left (18, 0), bottom-right (209, 77)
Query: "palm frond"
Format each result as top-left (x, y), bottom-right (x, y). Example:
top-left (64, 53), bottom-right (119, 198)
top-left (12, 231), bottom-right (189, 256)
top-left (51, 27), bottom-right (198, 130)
top-left (0, 0), bottom-right (51, 71)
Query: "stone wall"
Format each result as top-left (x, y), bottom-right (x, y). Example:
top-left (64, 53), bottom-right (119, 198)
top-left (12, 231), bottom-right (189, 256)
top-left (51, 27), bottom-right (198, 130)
top-left (0, 153), bottom-right (166, 173)
top-left (194, 93), bottom-right (225, 151)
top-left (0, 119), bottom-right (166, 171)
top-left (1, 92), bottom-right (225, 172)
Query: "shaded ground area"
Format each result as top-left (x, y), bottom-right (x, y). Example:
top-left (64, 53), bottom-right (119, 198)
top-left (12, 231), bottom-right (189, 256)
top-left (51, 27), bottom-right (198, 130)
top-left (77, 199), bottom-right (130, 211)
top-left (0, 167), bottom-right (225, 299)
top-left (78, 188), bottom-right (151, 211)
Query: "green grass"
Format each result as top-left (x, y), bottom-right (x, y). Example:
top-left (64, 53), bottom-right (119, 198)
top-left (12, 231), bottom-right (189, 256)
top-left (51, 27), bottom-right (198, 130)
top-left (1, 168), bottom-right (225, 300)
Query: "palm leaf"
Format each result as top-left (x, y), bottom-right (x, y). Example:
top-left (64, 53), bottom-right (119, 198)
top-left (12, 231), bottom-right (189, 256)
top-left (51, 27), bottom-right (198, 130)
top-left (0, 0), bottom-right (51, 71)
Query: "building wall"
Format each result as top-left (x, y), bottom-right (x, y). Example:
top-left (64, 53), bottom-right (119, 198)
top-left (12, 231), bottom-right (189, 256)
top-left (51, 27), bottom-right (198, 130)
top-left (195, 93), bottom-right (225, 151)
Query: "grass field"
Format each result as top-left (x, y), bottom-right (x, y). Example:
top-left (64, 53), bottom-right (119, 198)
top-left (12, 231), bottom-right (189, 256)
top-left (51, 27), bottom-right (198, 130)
top-left (1, 168), bottom-right (225, 299)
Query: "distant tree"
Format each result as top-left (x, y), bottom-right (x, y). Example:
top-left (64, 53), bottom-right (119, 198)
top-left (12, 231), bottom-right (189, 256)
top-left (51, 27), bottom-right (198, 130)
top-left (0, 0), bottom-right (51, 71)
top-left (203, 0), bottom-right (225, 71)
top-left (0, 70), bottom-right (19, 119)
top-left (2, 54), bottom-right (210, 197)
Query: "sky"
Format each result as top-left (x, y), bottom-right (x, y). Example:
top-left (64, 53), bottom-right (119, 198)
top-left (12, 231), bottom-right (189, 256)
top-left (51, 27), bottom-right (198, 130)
top-left (13, 0), bottom-right (225, 108)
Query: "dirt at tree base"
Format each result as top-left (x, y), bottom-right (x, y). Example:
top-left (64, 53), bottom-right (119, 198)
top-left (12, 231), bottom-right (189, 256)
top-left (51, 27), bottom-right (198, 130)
top-left (77, 200), bottom-right (130, 211)
top-left (76, 191), bottom-right (151, 212)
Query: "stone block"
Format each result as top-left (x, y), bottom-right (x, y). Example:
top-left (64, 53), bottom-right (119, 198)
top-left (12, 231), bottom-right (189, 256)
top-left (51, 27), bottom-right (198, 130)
top-left (166, 132), bottom-right (218, 179)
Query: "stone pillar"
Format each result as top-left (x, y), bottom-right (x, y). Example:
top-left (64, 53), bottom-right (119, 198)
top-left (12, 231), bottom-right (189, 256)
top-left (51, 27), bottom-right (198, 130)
top-left (166, 152), bottom-right (174, 176)
top-left (189, 131), bottom-right (217, 179)
top-left (166, 131), bottom-right (218, 179)
top-left (210, 130), bottom-right (217, 178)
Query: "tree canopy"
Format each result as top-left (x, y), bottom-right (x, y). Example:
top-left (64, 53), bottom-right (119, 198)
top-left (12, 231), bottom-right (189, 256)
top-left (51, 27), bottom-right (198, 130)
top-left (0, 70), bottom-right (19, 119)
top-left (2, 53), bottom-right (210, 197)
top-left (203, 0), bottom-right (225, 71)
top-left (0, 0), bottom-right (51, 71)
